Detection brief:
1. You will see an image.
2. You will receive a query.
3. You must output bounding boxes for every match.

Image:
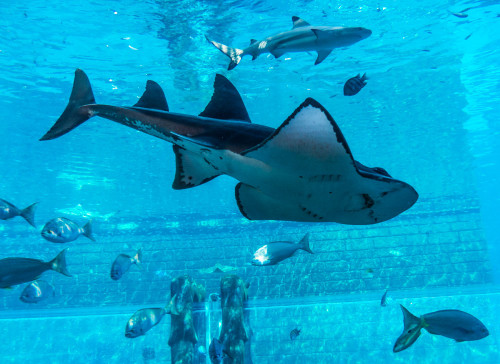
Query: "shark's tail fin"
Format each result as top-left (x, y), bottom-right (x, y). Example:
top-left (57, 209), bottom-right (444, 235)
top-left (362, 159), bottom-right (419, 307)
top-left (49, 249), bottom-right (72, 277)
top-left (20, 202), bottom-right (38, 228)
top-left (205, 35), bottom-right (243, 70)
top-left (40, 69), bottom-right (96, 141)
top-left (298, 233), bottom-right (313, 254)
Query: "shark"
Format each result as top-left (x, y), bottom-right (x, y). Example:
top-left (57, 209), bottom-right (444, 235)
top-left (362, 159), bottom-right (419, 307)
top-left (40, 69), bottom-right (418, 224)
top-left (206, 16), bottom-right (372, 70)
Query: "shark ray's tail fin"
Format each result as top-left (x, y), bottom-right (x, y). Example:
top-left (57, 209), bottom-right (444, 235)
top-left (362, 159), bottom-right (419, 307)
top-left (20, 202), bottom-right (38, 228)
top-left (298, 233), bottom-right (313, 254)
top-left (49, 249), bottom-right (72, 277)
top-left (40, 69), bottom-right (96, 141)
top-left (205, 35), bottom-right (243, 70)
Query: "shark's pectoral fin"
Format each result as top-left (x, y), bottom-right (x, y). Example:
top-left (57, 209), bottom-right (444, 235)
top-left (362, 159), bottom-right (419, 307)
top-left (315, 49), bottom-right (332, 65)
top-left (236, 183), bottom-right (323, 221)
top-left (199, 74), bottom-right (251, 122)
top-left (172, 146), bottom-right (221, 190)
top-left (270, 48), bottom-right (286, 59)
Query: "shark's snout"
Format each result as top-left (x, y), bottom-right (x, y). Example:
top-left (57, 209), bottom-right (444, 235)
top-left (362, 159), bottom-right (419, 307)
top-left (354, 27), bottom-right (372, 39)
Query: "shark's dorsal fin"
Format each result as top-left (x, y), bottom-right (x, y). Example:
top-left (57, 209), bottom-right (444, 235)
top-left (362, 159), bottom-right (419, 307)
top-left (250, 39), bottom-right (258, 45)
top-left (199, 74), bottom-right (251, 122)
top-left (133, 80), bottom-right (169, 111)
top-left (292, 16), bottom-right (310, 29)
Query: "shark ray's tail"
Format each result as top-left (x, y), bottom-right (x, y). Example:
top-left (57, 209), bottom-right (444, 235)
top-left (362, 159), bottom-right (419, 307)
top-left (205, 35), bottom-right (243, 70)
top-left (39, 69), bottom-right (96, 141)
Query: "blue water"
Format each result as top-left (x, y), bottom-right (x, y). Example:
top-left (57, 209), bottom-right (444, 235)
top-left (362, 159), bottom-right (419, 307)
top-left (0, 0), bottom-right (499, 363)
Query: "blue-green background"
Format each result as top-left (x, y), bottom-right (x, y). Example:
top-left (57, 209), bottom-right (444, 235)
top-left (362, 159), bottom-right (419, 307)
top-left (0, 0), bottom-right (499, 363)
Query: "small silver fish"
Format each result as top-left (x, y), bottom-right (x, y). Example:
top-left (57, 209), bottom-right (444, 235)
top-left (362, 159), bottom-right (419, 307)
top-left (252, 233), bottom-right (313, 266)
top-left (41, 217), bottom-right (95, 243)
top-left (290, 328), bottom-right (301, 340)
top-left (20, 280), bottom-right (55, 303)
top-left (0, 249), bottom-right (71, 288)
top-left (343, 73), bottom-right (368, 96)
top-left (393, 305), bottom-right (489, 352)
top-left (0, 199), bottom-right (37, 227)
top-left (110, 248), bottom-right (142, 280)
top-left (449, 9), bottom-right (468, 18)
top-left (125, 307), bottom-right (167, 338)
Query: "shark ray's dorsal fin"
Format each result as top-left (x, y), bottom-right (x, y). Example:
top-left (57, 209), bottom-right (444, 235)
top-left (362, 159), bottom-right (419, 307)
top-left (292, 16), bottom-right (310, 29)
top-left (199, 74), bottom-right (251, 122)
top-left (242, 98), bottom-right (354, 173)
top-left (133, 80), bottom-right (169, 111)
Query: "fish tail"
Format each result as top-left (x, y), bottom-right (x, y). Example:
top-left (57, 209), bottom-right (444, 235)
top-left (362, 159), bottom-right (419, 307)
top-left (50, 248), bottom-right (72, 277)
top-left (299, 233), bottom-right (313, 254)
top-left (20, 202), bottom-right (38, 227)
top-left (81, 220), bottom-right (96, 241)
top-left (39, 69), bottom-right (96, 141)
top-left (205, 35), bottom-right (244, 70)
top-left (361, 73), bottom-right (368, 81)
top-left (133, 247), bottom-right (143, 269)
top-left (400, 305), bottom-right (422, 330)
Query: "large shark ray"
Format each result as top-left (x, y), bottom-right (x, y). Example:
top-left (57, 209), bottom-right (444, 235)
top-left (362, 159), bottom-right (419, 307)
top-left (40, 69), bottom-right (418, 224)
top-left (206, 16), bottom-right (372, 70)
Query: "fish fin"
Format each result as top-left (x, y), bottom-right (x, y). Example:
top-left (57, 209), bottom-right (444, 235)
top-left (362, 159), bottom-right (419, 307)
top-left (250, 39), bottom-right (258, 45)
top-left (270, 48), bottom-right (286, 58)
top-left (172, 145), bottom-right (221, 190)
top-left (205, 35), bottom-right (243, 70)
top-left (133, 80), bottom-right (169, 111)
top-left (361, 73), bottom-right (368, 81)
top-left (50, 249), bottom-right (72, 277)
top-left (242, 98), bottom-right (354, 169)
top-left (20, 202), bottom-right (38, 228)
top-left (291, 16), bottom-right (311, 28)
top-left (400, 305), bottom-right (422, 331)
top-left (235, 183), bottom-right (326, 221)
top-left (133, 248), bottom-right (143, 269)
top-left (40, 69), bottom-right (96, 140)
top-left (81, 220), bottom-right (96, 241)
top-left (314, 49), bottom-right (332, 65)
top-left (298, 233), bottom-right (313, 254)
top-left (199, 74), bottom-right (251, 122)
top-left (167, 294), bottom-right (179, 315)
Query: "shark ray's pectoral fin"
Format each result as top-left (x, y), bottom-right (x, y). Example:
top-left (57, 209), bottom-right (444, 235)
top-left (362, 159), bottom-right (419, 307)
top-left (270, 48), bottom-right (287, 59)
top-left (236, 183), bottom-right (322, 221)
top-left (291, 16), bottom-right (311, 29)
top-left (315, 49), bottom-right (332, 65)
top-left (199, 74), bottom-right (251, 122)
top-left (172, 145), bottom-right (221, 189)
top-left (133, 80), bottom-right (169, 111)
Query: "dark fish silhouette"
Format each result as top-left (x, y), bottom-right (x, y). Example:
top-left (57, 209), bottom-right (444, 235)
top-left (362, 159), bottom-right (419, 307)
top-left (393, 305), bottom-right (489, 352)
top-left (209, 338), bottom-right (231, 364)
top-left (20, 280), bottom-right (55, 303)
top-left (290, 328), bottom-right (301, 340)
top-left (125, 307), bottom-right (167, 338)
top-left (343, 73), bottom-right (368, 96)
top-left (0, 249), bottom-right (71, 288)
top-left (381, 289), bottom-right (388, 307)
top-left (0, 199), bottom-right (37, 227)
top-left (110, 248), bottom-right (142, 280)
top-left (41, 217), bottom-right (95, 243)
top-left (252, 233), bottom-right (313, 266)
top-left (449, 10), bottom-right (468, 18)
